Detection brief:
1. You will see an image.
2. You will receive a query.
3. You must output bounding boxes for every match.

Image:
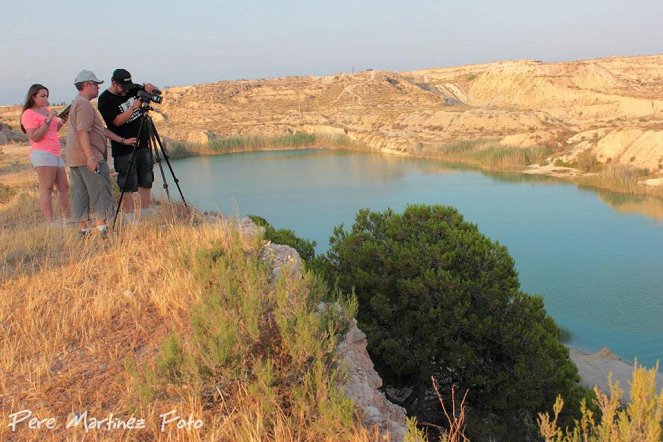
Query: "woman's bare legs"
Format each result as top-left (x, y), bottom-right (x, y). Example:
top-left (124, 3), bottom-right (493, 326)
top-left (54, 166), bottom-right (72, 219)
top-left (35, 166), bottom-right (57, 222)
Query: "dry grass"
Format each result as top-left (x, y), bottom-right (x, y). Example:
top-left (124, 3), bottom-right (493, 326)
top-left (0, 144), bottom-right (392, 441)
top-left (0, 210), bottom-right (246, 440)
top-left (420, 140), bottom-right (552, 171)
top-left (538, 363), bottom-right (663, 441)
top-left (578, 165), bottom-right (663, 199)
top-left (168, 133), bottom-right (369, 159)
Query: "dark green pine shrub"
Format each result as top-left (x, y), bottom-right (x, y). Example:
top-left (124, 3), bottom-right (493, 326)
top-left (316, 204), bottom-right (581, 440)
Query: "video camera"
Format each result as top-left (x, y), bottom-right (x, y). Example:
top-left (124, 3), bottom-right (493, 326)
top-left (135, 84), bottom-right (163, 104)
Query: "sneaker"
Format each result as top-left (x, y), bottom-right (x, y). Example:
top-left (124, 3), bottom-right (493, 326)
top-left (124, 213), bottom-right (139, 224)
top-left (97, 225), bottom-right (109, 239)
top-left (48, 219), bottom-right (64, 228)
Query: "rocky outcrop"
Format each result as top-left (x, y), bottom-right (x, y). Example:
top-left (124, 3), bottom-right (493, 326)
top-left (259, 242), bottom-right (303, 283)
top-left (336, 319), bottom-right (407, 441)
top-left (187, 129), bottom-right (217, 145)
top-left (0, 122), bottom-right (28, 144)
top-left (257, 232), bottom-right (407, 440)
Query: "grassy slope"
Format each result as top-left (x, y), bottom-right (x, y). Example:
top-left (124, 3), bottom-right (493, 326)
top-left (2, 142), bottom-right (661, 441)
top-left (0, 144), bottom-right (386, 441)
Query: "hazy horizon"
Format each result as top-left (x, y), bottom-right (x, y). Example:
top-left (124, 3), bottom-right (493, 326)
top-left (2, 0), bottom-right (662, 105)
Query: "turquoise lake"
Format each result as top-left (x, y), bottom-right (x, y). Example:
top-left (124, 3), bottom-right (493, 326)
top-left (161, 149), bottom-right (663, 366)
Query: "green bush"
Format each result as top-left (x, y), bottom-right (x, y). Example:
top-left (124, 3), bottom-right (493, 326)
top-left (317, 205), bottom-right (582, 440)
top-left (249, 215), bottom-right (316, 262)
top-left (554, 158), bottom-right (574, 168)
top-left (576, 150), bottom-right (600, 173)
top-left (558, 326), bottom-right (572, 344)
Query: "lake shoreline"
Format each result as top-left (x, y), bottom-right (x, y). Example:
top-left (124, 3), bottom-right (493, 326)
top-left (167, 140), bottom-right (663, 201)
top-left (569, 346), bottom-right (663, 402)
top-left (165, 147), bottom-right (663, 366)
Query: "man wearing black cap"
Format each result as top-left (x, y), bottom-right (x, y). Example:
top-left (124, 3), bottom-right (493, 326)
top-left (98, 68), bottom-right (157, 220)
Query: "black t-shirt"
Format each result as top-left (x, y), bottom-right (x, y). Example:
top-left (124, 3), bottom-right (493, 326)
top-left (98, 89), bottom-right (148, 157)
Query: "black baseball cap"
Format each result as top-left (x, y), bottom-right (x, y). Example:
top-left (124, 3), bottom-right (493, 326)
top-left (111, 68), bottom-right (135, 91)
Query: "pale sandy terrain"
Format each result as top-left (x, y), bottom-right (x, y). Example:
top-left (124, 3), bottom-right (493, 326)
top-left (2, 55), bottom-right (663, 180)
top-left (150, 55), bottom-right (663, 176)
top-left (570, 347), bottom-right (663, 403)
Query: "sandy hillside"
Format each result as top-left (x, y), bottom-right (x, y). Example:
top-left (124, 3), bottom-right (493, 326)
top-left (2, 55), bottom-right (663, 175)
top-left (139, 55), bottom-right (662, 174)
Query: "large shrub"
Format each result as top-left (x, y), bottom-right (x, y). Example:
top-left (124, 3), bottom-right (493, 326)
top-left (317, 204), bottom-right (581, 439)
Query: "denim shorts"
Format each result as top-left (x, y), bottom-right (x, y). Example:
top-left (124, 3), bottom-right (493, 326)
top-left (30, 150), bottom-right (65, 168)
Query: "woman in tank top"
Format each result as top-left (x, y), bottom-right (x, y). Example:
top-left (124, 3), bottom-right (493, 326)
top-left (20, 84), bottom-right (72, 225)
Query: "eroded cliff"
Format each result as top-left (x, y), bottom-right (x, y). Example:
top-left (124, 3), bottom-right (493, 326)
top-left (150, 55), bottom-right (663, 174)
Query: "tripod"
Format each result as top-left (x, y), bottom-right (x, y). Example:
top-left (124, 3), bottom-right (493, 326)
top-left (112, 103), bottom-right (188, 228)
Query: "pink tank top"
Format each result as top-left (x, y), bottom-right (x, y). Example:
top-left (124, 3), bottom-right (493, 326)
top-left (20, 108), bottom-right (61, 156)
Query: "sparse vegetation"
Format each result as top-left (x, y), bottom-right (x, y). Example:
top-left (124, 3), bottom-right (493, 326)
top-left (0, 182), bottom-right (13, 203)
top-left (554, 158), bottom-right (575, 168)
top-left (0, 207), bottom-right (383, 440)
top-left (538, 362), bottom-right (663, 441)
top-left (578, 164), bottom-right (663, 198)
top-left (425, 140), bottom-right (552, 171)
top-left (168, 132), bottom-right (368, 159)
top-left (126, 226), bottom-right (362, 440)
top-left (576, 150), bottom-right (602, 173)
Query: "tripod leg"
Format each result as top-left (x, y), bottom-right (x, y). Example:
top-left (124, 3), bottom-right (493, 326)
top-left (147, 117), bottom-right (171, 201)
top-left (150, 122), bottom-right (189, 209)
top-left (113, 117), bottom-right (148, 229)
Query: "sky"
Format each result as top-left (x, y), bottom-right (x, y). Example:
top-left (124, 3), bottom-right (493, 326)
top-left (2, 0), bottom-right (662, 105)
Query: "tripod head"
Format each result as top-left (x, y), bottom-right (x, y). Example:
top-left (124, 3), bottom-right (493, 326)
top-left (137, 100), bottom-right (154, 112)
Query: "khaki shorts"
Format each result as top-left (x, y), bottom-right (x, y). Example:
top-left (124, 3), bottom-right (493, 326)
top-left (69, 161), bottom-right (114, 222)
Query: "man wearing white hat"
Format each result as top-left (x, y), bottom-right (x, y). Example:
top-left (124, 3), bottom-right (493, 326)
top-left (66, 70), bottom-right (135, 237)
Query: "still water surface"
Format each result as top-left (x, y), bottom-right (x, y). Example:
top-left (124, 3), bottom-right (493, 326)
top-left (161, 149), bottom-right (663, 366)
